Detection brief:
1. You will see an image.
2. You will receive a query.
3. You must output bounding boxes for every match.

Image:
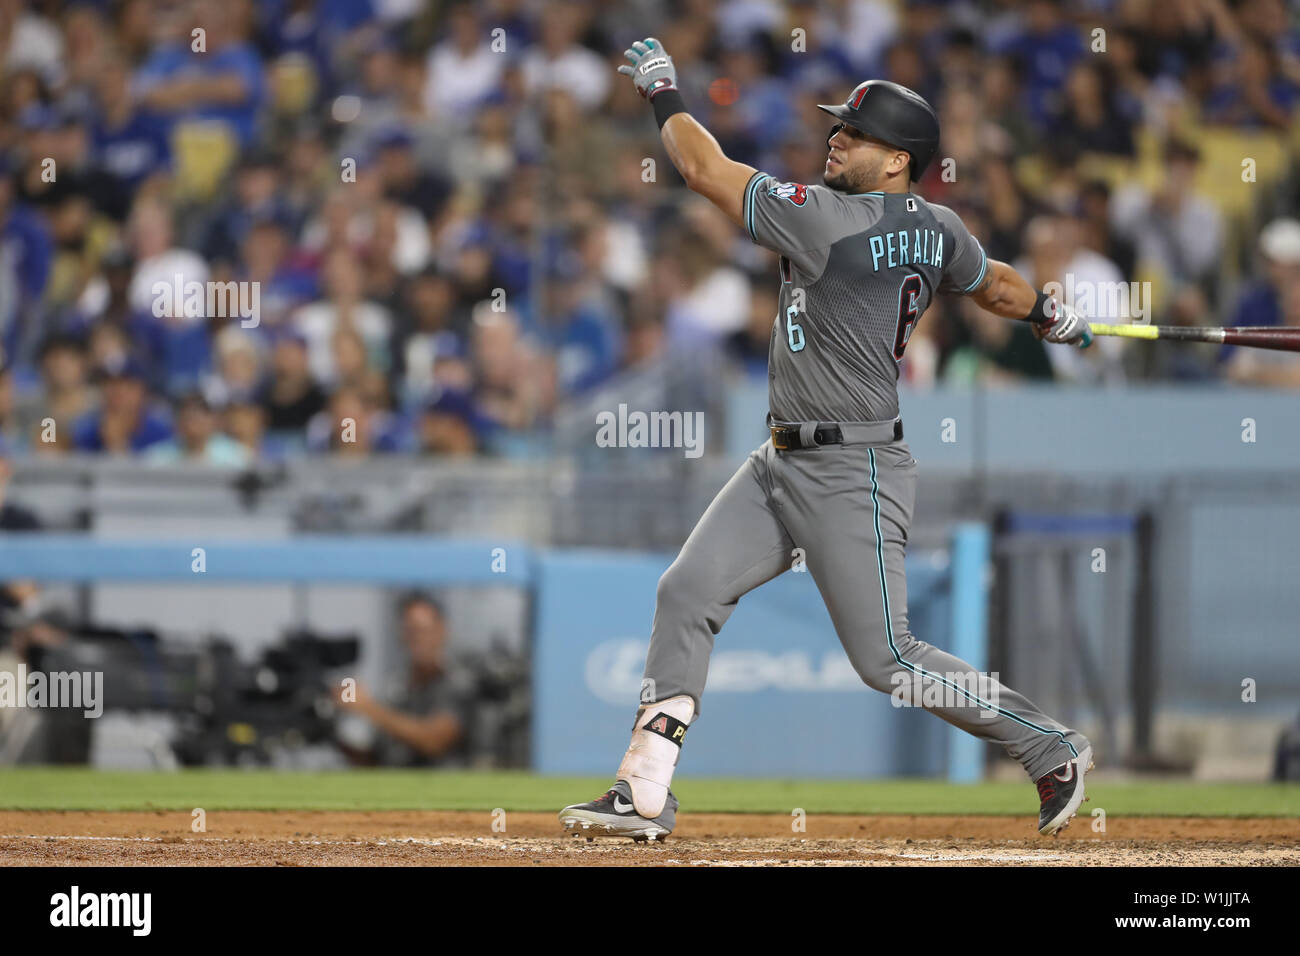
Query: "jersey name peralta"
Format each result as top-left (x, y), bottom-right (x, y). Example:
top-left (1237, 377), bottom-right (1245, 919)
top-left (741, 172), bottom-right (988, 424)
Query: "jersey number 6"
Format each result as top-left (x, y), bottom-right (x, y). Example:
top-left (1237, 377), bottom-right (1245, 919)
top-left (785, 305), bottom-right (805, 352)
top-left (893, 273), bottom-right (923, 361)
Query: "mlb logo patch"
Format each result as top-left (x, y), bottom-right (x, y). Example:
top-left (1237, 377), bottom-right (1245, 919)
top-left (769, 181), bottom-right (808, 206)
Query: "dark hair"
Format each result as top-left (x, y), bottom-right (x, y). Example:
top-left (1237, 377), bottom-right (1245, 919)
top-left (946, 28), bottom-right (978, 52)
top-left (38, 333), bottom-right (86, 360)
top-left (398, 591), bottom-right (446, 620)
top-left (177, 390), bottom-right (213, 414)
top-left (1163, 137), bottom-right (1201, 165)
top-left (1079, 178), bottom-right (1111, 201)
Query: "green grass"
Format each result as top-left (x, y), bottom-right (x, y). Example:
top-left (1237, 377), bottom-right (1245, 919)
top-left (0, 769), bottom-right (1296, 817)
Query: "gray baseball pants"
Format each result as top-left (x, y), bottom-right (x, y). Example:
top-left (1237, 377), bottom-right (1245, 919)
top-left (644, 434), bottom-right (1089, 781)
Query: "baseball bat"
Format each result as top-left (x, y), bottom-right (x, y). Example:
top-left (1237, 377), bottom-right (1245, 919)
top-left (1089, 324), bottom-right (1300, 353)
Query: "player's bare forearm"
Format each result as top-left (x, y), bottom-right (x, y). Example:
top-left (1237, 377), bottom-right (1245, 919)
top-left (618, 39), bottom-right (753, 227)
top-left (660, 113), bottom-right (756, 228)
top-left (968, 259), bottom-right (1038, 319)
top-left (969, 259), bottom-right (1092, 347)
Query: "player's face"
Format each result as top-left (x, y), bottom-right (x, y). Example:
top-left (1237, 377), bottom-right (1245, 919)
top-left (823, 125), bottom-right (907, 193)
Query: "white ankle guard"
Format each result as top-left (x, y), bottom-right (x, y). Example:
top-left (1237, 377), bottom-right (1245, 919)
top-left (616, 695), bottom-right (694, 818)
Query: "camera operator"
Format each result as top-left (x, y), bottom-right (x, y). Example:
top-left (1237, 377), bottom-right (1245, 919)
top-left (340, 592), bottom-right (474, 767)
top-left (1, 449), bottom-right (88, 763)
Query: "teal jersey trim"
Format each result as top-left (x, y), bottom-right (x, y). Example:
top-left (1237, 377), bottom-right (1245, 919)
top-left (743, 172), bottom-right (768, 241)
top-left (960, 246), bottom-right (989, 294)
top-left (866, 448), bottom-right (1078, 759)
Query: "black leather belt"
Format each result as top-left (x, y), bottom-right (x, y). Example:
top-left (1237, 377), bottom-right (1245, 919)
top-left (769, 418), bottom-right (903, 451)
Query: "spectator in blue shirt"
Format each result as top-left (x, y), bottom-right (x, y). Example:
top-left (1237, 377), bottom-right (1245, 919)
top-left (72, 355), bottom-right (173, 454)
top-left (535, 258), bottom-right (620, 396)
top-left (89, 54), bottom-right (171, 193)
top-left (718, 40), bottom-right (794, 154)
top-left (372, 125), bottom-right (452, 221)
top-left (258, 0), bottom-right (344, 100)
top-left (306, 383), bottom-right (405, 455)
top-left (994, 0), bottom-right (1086, 128)
top-left (1204, 38), bottom-right (1299, 130)
top-left (417, 387), bottom-right (484, 457)
top-left (200, 150), bottom-right (298, 267)
top-left (235, 213), bottom-right (319, 333)
top-left (134, 0), bottom-right (266, 148)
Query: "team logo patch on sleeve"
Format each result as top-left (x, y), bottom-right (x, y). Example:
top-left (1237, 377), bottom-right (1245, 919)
top-left (768, 181), bottom-right (808, 206)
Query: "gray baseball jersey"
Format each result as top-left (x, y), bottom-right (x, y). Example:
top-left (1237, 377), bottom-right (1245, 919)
top-left (636, 174), bottom-right (1089, 786)
top-left (741, 174), bottom-right (988, 423)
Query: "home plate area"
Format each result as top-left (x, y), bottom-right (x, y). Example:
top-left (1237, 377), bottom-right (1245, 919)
top-left (1, 812), bottom-right (1296, 867)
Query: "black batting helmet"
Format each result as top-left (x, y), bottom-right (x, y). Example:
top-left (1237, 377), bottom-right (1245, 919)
top-left (817, 80), bottom-right (940, 181)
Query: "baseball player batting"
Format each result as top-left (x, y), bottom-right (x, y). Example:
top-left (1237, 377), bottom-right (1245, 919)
top-left (560, 39), bottom-right (1094, 841)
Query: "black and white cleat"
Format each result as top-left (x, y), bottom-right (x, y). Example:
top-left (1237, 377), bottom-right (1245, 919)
top-left (1036, 747), bottom-right (1094, 837)
top-left (558, 779), bottom-right (677, 842)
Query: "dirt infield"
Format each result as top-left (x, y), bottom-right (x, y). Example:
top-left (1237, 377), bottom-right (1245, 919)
top-left (1, 811), bottom-right (1297, 866)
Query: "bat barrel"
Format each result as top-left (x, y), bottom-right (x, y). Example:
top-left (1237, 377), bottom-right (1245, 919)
top-left (1222, 327), bottom-right (1300, 353)
top-left (1089, 324), bottom-right (1300, 353)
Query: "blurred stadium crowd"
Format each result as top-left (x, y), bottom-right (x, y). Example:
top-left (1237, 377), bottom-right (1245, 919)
top-left (1, 0), bottom-right (1299, 464)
